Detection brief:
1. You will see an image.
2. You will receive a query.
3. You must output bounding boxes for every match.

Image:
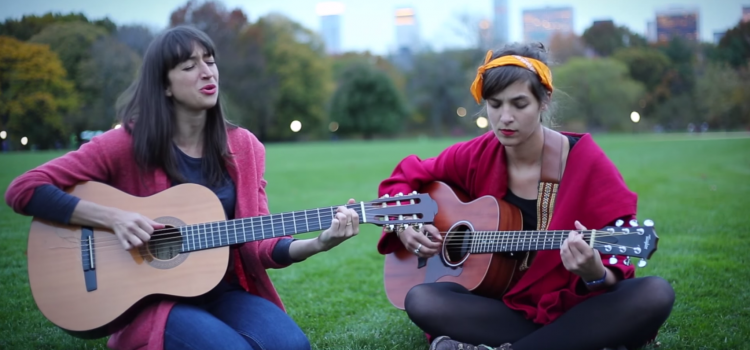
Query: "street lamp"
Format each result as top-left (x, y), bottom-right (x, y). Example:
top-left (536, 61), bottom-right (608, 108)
top-left (21, 137), bottom-right (28, 146)
top-left (290, 120), bottom-right (302, 133)
top-left (476, 117), bottom-right (488, 128)
top-left (0, 131), bottom-right (6, 139)
top-left (630, 111), bottom-right (640, 123)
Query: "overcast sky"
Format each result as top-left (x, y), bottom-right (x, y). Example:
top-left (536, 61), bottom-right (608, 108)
top-left (1, 0), bottom-right (746, 54)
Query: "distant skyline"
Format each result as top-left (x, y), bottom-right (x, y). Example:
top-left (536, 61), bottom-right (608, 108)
top-left (1, 0), bottom-right (747, 55)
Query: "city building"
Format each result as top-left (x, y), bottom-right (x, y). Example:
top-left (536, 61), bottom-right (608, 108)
top-left (522, 6), bottom-right (574, 46)
top-left (655, 6), bottom-right (699, 42)
top-left (493, 0), bottom-right (509, 46)
top-left (316, 2), bottom-right (344, 55)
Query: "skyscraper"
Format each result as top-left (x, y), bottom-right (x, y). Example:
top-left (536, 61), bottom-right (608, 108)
top-left (655, 6), bottom-right (699, 42)
top-left (316, 2), bottom-right (344, 55)
top-left (522, 6), bottom-right (574, 46)
top-left (493, 0), bottom-right (509, 46)
top-left (743, 6), bottom-right (750, 23)
top-left (392, 7), bottom-right (420, 70)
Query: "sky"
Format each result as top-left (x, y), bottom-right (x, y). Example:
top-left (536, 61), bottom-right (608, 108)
top-left (1, 0), bottom-right (747, 55)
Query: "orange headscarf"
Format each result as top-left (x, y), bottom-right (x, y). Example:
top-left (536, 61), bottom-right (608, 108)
top-left (470, 50), bottom-right (554, 104)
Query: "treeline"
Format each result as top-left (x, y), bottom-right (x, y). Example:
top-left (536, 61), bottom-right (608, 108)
top-left (1, 1), bottom-right (748, 150)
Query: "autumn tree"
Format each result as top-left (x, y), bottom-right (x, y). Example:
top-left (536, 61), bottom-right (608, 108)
top-left (115, 25), bottom-right (155, 56)
top-left (549, 32), bottom-right (586, 64)
top-left (552, 58), bottom-right (645, 131)
top-left (329, 63), bottom-right (408, 139)
top-left (0, 36), bottom-right (78, 149)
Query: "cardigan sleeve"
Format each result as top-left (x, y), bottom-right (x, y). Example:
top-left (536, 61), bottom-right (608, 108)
top-left (5, 132), bottom-right (114, 216)
top-left (247, 133), bottom-right (293, 270)
top-left (376, 139), bottom-right (474, 254)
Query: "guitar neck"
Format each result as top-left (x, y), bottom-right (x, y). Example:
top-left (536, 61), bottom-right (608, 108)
top-left (178, 203), bottom-right (365, 253)
top-left (469, 230), bottom-right (592, 254)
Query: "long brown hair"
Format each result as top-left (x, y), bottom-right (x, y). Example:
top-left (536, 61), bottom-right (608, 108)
top-left (116, 25), bottom-right (236, 186)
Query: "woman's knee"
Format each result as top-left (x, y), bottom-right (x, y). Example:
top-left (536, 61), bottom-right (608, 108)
top-left (404, 284), bottom-right (438, 318)
top-left (642, 276), bottom-right (675, 311)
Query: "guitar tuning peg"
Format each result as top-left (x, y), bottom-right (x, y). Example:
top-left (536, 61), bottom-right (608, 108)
top-left (615, 219), bottom-right (624, 227)
top-left (411, 190), bottom-right (418, 195)
top-left (623, 257), bottom-right (631, 266)
top-left (384, 224), bottom-right (395, 233)
top-left (396, 192), bottom-right (403, 197)
top-left (609, 255), bottom-right (618, 264)
top-left (638, 259), bottom-right (648, 268)
top-left (644, 219), bottom-right (654, 227)
top-left (381, 194), bottom-right (390, 198)
top-left (629, 219), bottom-right (639, 227)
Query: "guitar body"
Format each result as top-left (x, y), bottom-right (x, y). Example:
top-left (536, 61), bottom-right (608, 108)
top-left (27, 182), bottom-right (230, 338)
top-left (384, 181), bottom-right (524, 309)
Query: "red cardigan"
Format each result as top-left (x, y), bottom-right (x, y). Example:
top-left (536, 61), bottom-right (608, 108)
top-left (5, 127), bottom-right (290, 350)
top-left (377, 131), bottom-right (638, 325)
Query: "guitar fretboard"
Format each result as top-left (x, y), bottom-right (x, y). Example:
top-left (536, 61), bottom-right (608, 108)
top-left (178, 204), bottom-right (364, 253)
top-left (469, 230), bottom-right (588, 253)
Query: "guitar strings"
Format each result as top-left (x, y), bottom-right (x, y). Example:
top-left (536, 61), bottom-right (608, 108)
top-left (72, 229), bottom-right (642, 259)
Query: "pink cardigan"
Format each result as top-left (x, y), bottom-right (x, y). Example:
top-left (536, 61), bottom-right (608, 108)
top-left (5, 127), bottom-right (291, 350)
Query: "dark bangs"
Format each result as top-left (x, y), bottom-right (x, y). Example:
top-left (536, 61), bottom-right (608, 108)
top-left (482, 66), bottom-right (548, 104)
top-left (160, 27), bottom-right (217, 74)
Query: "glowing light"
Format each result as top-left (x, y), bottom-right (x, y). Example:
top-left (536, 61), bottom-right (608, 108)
top-left (114, 124), bottom-right (122, 129)
top-left (290, 120), bottom-right (302, 132)
top-left (329, 121), bottom-right (339, 132)
top-left (0, 131), bottom-right (6, 139)
top-left (457, 107), bottom-right (467, 117)
top-left (476, 117), bottom-right (489, 128)
top-left (479, 20), bottom-right (490, 30)
top-left (630, 111), bottom-right (641, 123)
top-left (21, 137), bottom-right (28, 145)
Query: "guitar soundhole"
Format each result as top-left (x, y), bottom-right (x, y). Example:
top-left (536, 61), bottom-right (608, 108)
top-left (147, 228), bottom-right (182, 260)
top-left (140, 216), bottom-right (189, 270)
top-left (443, 223), bottom-right (472, 267)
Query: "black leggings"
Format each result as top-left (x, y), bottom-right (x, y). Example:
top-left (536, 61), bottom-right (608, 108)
top-left (404, 276), bottom-right (675, 350)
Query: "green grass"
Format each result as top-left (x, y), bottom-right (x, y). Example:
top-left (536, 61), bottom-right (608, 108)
top-left (1, 133), bottom-right (749, 350)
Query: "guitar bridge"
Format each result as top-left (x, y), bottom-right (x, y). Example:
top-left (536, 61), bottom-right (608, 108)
top-left (81, 227), bottom-right (98, 292)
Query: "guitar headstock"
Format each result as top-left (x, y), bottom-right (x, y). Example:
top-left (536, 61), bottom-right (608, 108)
top-left (592, 219), bottom-right (658, 267)
top-left (362, 192), bottom-right (438, 232)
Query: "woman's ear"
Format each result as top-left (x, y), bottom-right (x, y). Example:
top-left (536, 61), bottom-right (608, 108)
top-left (165, 88), bottom-right (172, 97)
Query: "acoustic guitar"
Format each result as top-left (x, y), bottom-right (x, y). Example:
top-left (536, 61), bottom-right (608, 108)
top-left (383, 181), bottom-right (659, 310)
top-left (26, 181), bottom-right (438, 339)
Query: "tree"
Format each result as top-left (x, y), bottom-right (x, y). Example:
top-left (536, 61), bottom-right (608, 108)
top-left (115, 25), bottom-right (155, 56)
top-left (78, 36), bottom-right (142, 131)
top-left (0, 12), bottom-right (90, 40)
top-left (404, 50), bottom-right (470, 136)
top-left (695, 63), bottom-right (750, 130)
top-left (612, 47), bottom-right (672, 114)
top-left (552, 57), bottom-right (645, 131)
top-left (582, 21), bottom-right (647, 57)
top-left (0, 36), bottom-right (78, 149)
top-left (329, 63), bottom-right (408, 139)
top-left (549, 32), bottom-right (586, 64)
top-left (253, 14), bottom-right (332, 141)
top-left (715, 20), bottom-right (750, 68)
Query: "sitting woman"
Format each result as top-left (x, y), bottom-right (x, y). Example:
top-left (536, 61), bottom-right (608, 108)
top-left (5, 25), bottom-right (360, 350)
top-left (375, 42), bottom-right (675, 350)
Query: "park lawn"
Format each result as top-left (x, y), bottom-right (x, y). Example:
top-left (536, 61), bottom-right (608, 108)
top-left (0, 132), bottom-right (748, 350)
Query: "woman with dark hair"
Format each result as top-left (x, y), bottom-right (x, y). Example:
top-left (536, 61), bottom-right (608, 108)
top-left (375, 43), bottom-right (675, 350)
top-left (5, 25), bottom-right (358, 350)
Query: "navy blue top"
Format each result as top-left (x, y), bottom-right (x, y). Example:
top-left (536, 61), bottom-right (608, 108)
top-left (23, 144), bottom-right (295, 265)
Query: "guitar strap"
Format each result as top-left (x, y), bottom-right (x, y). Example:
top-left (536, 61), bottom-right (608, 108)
top-left (519, 127), bottom-right (566, 270)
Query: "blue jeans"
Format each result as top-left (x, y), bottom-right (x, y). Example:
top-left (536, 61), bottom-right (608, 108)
top-left (164, 281), bottom-right (311, 350)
